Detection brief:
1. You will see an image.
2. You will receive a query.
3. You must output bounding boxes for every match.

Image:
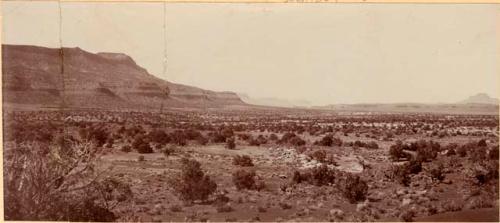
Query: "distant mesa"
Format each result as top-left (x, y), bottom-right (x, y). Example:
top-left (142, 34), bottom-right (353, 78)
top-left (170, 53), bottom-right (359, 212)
top-left (2, 44), bottom-right (246, 110)
top-left (238, 93), bottom-right (311, 108)
top-left (459, 93), bottom-right (499, 105)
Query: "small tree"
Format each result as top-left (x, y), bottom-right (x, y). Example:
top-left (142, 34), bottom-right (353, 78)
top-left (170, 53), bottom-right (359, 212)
top-left (171, 158), bottom-right (217, 202)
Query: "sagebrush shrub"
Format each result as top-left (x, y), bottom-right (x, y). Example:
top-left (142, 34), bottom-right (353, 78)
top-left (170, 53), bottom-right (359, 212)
top-left (232, 169), bottom-right (257, 190)
top-left (121, 145), bottom-right (132, 153)
top-left (429, 163), bottom-right (445, 181)
top-left (292, 165), bottom-right (337, 186)
top-left (232, 155), bottom-right (254, 167)
top-left (171, 158), bottom-right (217, 202)
top-left (3, 141), bottom-right (132, 221)
top-left (342, 174), bottom-right (368, 203)
top-left (389, 141), bottom-right (407, 161)
top-left (226, 138), bottom-right (236, 150)
top-left (310, 150), bottom-right (327, 163)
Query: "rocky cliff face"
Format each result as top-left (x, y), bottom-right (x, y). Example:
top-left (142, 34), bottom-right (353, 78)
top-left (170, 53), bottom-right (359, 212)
top-left (2, 44), bottom-right (244, 110)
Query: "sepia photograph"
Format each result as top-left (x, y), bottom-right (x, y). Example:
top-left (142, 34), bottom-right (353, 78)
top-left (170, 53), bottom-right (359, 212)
top-left (1, 1), bottom-right (499, 222)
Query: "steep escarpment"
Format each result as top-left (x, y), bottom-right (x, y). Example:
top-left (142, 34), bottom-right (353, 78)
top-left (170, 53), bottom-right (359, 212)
top-left (2, 44), bottom-right (245, 110)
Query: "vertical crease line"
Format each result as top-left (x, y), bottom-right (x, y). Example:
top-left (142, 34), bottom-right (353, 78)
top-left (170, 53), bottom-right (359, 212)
top-left (58, 0), bottom-right (66, 112)
top-left (57, 2), bottom-right (69, 220)
top-left (161, 0), bottom-right (167, 113)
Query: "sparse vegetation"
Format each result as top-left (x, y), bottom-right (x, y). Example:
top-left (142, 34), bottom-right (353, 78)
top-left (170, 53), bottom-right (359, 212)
top-left (232, 155), bottom-right (254, 167)
top-left (171, 158), bottom-right (217, 202)
top-left (342, 174), bottom-right (368, 203)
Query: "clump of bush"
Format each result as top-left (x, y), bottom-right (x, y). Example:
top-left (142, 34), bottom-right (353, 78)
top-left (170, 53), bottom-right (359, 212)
top-left (429, 162), bottom-right (445, 182)
top-left (389, 141), bottom-right (409, 161)
top-left (341, 174), bottom-right (368, 203)
top-left (416, 144), bottom-right (438, 162)
top-left (279, 132), bottom-right (305, 146)
top-left (4, 141), bottom-right (132, 221)
top-left (292, 164), bottom-right (337, 186)
top-left (469, 160), bottom-right (499, 185)
top-left (232, 169), bottom-right (265, 191)
top-left (310, 150), bottom-right (327, 163)
top-left (388, 157), bottom-right (423, 186)
top-left (233, 155), bottom-right (254, 167)
top-left (489, 146), bottom-right (499, 160)
top-left (132, 133), bottom-right (153, 154)
top-left (137, 155), bottom-right (145, 162)
top-left (121, 145), bottom-right (132, 153)
top-left (226, 138), bottom-right (236, 150)
top-left (171, 158), bottom-right (217, 202)
top-left (163, 145), bottom-right (177, 157)
top-left (314, 134), bottom-right (342, 147)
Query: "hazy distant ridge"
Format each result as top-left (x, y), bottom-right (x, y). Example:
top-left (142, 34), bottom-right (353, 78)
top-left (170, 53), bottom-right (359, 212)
top-left (459, 93), bottom-right (499, 105)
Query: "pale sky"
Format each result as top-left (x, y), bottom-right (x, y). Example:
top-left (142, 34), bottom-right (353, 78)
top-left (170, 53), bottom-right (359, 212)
top-left (2, 2), bottom-right (499, 105)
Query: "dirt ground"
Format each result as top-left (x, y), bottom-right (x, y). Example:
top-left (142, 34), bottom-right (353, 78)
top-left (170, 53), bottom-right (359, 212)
top-left (97, 133), bottom-right (499, 222)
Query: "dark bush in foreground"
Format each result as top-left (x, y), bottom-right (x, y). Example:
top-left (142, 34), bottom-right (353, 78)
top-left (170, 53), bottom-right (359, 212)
top-left (4, 142), bottom-right (132, 221)
top-left (171, 158), bottom-right (217, 202)
top-left (342, 174), bottom-right (368, 203)
top-left (233, 155), bottom-right (254, 167)
top-left (489, 146), bottom-right (499, 160)
top-left (470, 160), bottom-right (499, 185)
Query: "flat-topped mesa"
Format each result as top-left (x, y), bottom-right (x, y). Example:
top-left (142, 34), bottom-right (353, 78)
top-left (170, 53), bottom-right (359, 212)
top-left (97, 52), bottom-right (137, 66)
top-left (2, 44), bottom-right (247, 109)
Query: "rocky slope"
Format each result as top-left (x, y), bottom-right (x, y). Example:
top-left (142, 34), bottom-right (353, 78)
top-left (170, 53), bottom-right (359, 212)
top-left (2, 44), bottom-right (245, 110)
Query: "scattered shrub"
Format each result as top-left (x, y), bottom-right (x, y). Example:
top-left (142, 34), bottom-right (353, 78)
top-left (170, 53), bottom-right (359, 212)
top-left (429, 162), bottom-right (445, 181)
top-left (171, 158), bottom-right (217, 202)
top-left (292, 165), bottom-right (337, 186)
top-left (342, 174), bottom-right (368, 203)
top-left (478, 139), bottom-right (487, 147)
top-left (389, 164), bottom-right (411, 186)
top-left (233, 155), bottom-right (254, 167)
top-left (389, 141), bottom-right (407, 161)
top-left (121, 145), bottom-right (132, 153)
top-left (269, 133), bottom-right (278, 141)
top-left (232, 169), bottom-right (256, 190)
top-left (366, 141), bottom-right (379, 149)
top-left (226, 138), bottom-right (236, 150)
top-left (215, 204), bottom-right (233, 213)
top-left (289, 136), bottom-right (306, 146)
top-left (489, 146), bottom-right (499, 160)
top-left (170, 130), bottom-right (188, 146)
top-left (132, 134), bottom-right (153, 153)
top-left (196, 135), bottom-right (208, 145)
top-left (138, 155), bottom-right (145, 162)
top-left (316, 135), bottom-right (334, 146)
top-left (310, 150), bottom-right (327, 163)
top-left (163, 145), bottom-right (177, 157)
